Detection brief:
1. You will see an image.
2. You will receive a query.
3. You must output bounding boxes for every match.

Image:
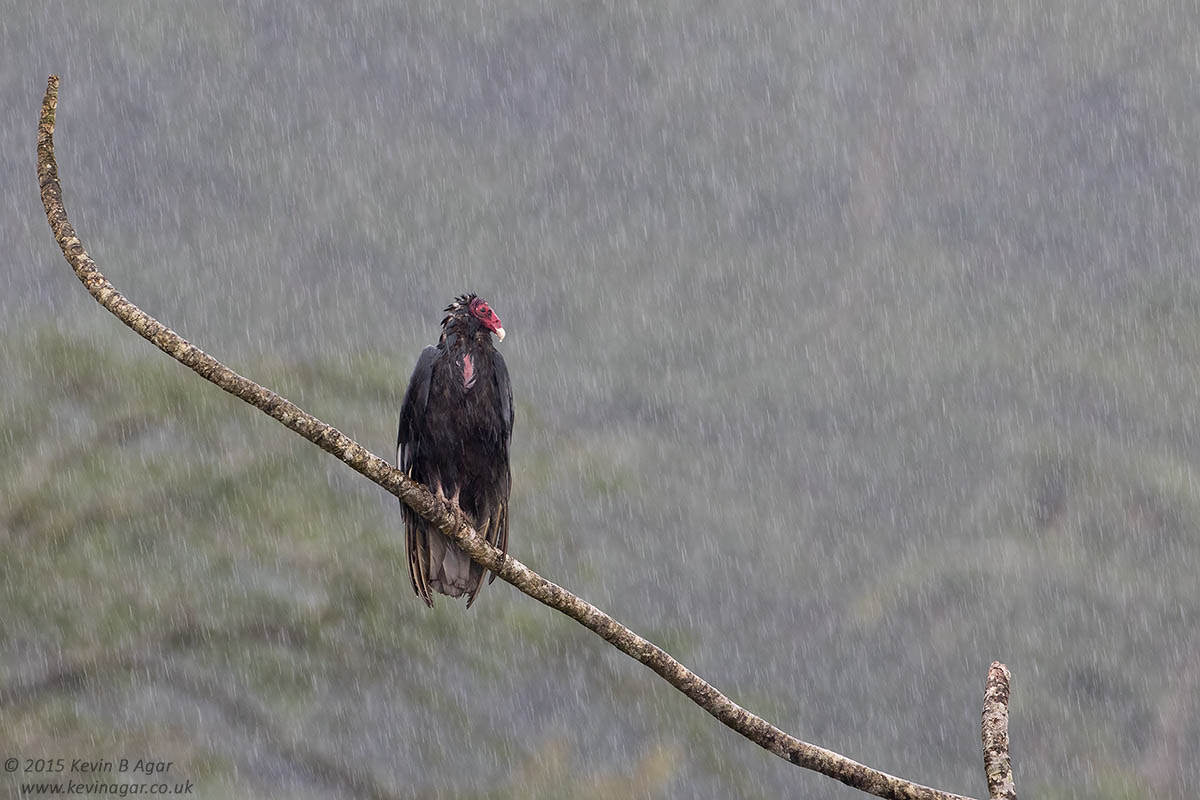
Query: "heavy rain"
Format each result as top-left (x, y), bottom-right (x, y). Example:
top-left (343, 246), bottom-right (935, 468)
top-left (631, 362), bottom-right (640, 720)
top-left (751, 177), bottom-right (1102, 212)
top-left (2, 2), bottom-right (1198, 798)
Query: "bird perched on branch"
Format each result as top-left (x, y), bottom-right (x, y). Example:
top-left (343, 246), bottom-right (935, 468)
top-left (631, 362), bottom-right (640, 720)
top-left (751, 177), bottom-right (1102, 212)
top-left (397, 294), bottom-right (513, 607)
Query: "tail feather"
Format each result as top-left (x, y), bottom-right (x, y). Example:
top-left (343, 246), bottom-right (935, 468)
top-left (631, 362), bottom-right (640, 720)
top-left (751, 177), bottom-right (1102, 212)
top-left (404, 494), bottom-right (507, 607)
top-left (428, 532), bottom-right (476, 597)
top-left (403, 511), bottom-right (433, 608)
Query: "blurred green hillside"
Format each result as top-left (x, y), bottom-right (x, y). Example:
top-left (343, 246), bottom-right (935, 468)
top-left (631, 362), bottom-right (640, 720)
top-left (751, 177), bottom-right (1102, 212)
top-left (4, 1), bottom-right (1200, 798)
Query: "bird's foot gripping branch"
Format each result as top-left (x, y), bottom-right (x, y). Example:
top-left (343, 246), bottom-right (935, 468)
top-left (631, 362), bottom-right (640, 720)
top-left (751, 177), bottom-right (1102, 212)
top-left (37, 75), bottom-right (1013, 800)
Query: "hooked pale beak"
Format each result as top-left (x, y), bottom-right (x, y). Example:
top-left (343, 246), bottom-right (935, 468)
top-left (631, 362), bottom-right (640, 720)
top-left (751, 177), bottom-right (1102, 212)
top-left (495, 327), bottom-right (506, 342)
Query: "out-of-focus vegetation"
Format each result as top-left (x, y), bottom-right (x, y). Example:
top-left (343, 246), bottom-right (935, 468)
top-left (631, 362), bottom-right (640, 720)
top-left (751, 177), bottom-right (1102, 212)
top-left (4, 1), bottom-right (1200, 798)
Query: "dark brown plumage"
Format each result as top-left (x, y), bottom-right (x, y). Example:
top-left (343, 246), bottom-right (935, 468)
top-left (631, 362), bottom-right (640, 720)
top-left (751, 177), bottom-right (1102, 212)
top-left (397, 295), bottom-right (512, 607)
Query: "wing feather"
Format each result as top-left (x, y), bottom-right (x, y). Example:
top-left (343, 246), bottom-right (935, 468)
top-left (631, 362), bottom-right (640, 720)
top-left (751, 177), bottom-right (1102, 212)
top-left (493, 349), bottom-right (514, 444)
top-left (487, 350), bottom-right (513, 586)
top-left (397, 346), bottom-right (438, 460)
top-left (486, 494), bottom-right (509, 586)
top-left (398, 346), bottom-right (439, 607)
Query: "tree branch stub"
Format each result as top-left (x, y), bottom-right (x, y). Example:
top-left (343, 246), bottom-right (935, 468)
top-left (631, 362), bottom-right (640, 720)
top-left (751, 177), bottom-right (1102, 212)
top-left (981, 661), bottom-right (1016, 800)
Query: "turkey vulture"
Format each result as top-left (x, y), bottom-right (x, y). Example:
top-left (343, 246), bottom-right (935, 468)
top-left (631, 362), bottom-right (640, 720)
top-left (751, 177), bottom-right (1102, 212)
top-left (397, 294), bottom-right (513, 607)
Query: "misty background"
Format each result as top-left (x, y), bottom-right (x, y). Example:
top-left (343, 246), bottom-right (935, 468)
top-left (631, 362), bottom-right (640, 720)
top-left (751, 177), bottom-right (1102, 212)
top-left (3, 2), bottom-right (1200, 798)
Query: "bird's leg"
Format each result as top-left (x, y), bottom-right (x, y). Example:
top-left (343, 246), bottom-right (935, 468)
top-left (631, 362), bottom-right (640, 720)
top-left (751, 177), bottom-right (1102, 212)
top-left (447, 487), bottom-right (465, 524)
top-left (434, 481), bottom-right (457, 522)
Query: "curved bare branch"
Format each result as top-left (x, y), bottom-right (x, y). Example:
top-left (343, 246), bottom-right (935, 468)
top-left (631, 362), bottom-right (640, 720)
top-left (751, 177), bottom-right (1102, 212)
top-left (37, 75), bottom-right (982, 800)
